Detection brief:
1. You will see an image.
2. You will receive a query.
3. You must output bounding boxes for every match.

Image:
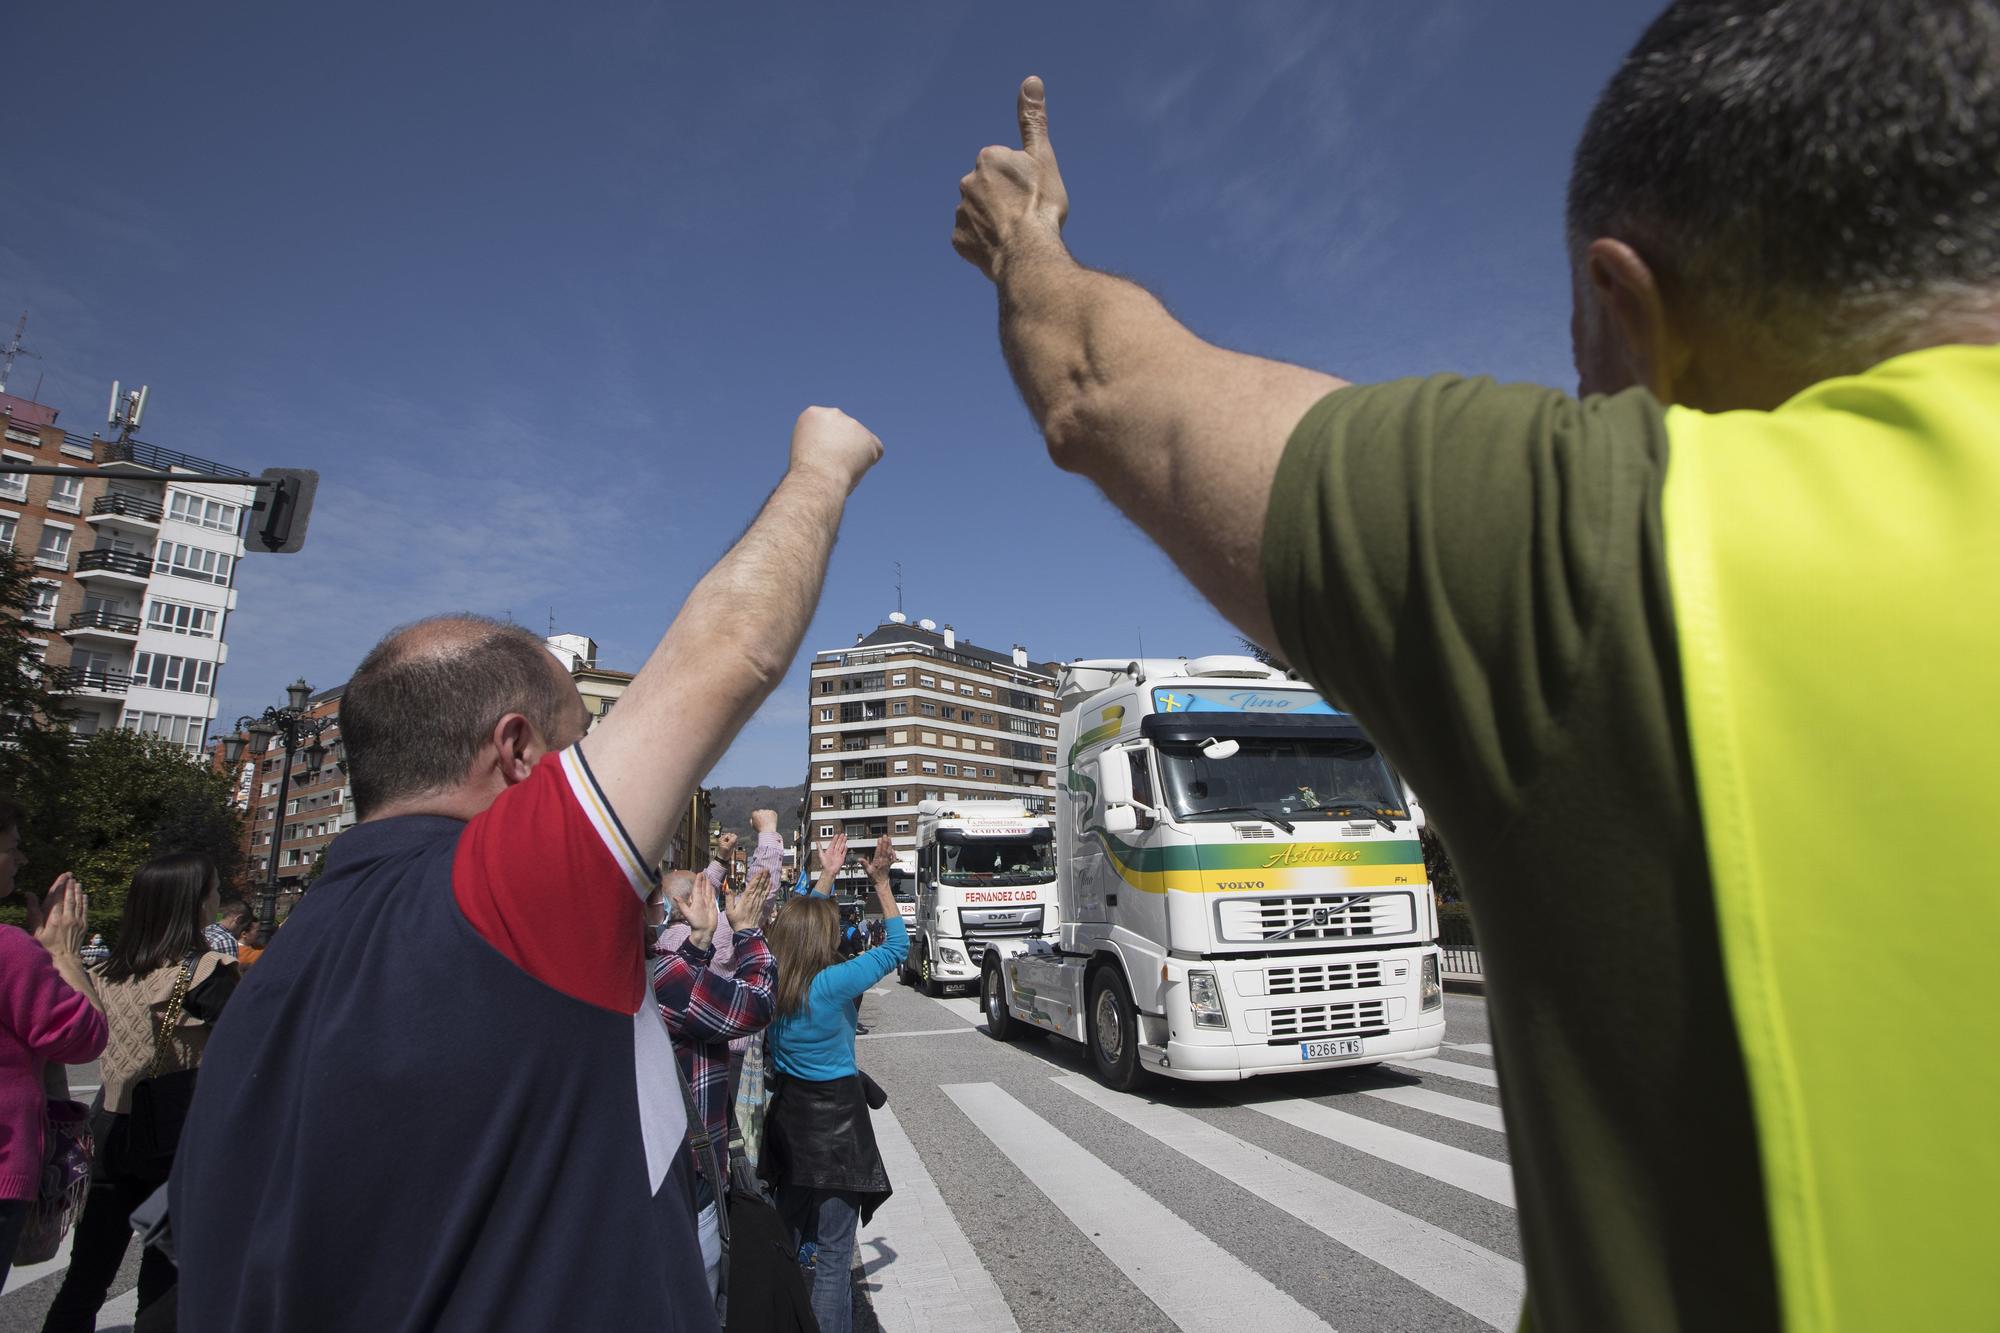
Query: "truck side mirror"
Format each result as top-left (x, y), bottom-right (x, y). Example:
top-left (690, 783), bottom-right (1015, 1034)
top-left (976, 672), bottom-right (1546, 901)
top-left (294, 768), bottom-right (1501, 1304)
top-left (1097, 750), bottom-right (1134, 806)
top-left (1104, 804), bottom-right (1139, 835)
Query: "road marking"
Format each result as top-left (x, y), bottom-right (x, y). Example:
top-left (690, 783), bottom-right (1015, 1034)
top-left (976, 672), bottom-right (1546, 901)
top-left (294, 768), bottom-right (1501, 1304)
top-left (860, 1104), bottom-right (1021, 1332)
top-left (1361, 1085), bottom-right (1507, 1133)
top-left (928, 994), bottom-right (985, 1025)
top-left (858, 1026), bottom-right (981, 1042)
top-left (1386, 1057), bottom-right (1500, 1089)
top-left (1056, 1076), bottom-right (1523, 1329)
top-left (1445, 1042), bottom-right (1493, 1057)
top-left (1249, 1099), bottom-right (1515, 1207)
top-left (944, 1082), bottom-right (1332, 1333)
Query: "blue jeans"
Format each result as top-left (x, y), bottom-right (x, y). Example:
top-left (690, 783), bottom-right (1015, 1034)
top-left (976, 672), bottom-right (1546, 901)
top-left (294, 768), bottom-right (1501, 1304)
top-left (778, 1186), bottom-right (860, 1333)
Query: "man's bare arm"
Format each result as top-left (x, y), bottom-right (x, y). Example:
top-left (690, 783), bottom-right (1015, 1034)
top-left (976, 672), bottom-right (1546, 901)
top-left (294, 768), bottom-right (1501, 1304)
top-left (955, 78), bottom-right (1344, 650)
top-left (581, 407), bottom-right (881, 862)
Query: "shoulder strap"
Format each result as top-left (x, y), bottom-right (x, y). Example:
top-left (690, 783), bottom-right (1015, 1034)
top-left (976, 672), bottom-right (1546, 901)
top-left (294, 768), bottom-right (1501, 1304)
top-left (146, 956), bottom-right (196, 1080)
top-left (669, 1036), bottom-right (732, 1252)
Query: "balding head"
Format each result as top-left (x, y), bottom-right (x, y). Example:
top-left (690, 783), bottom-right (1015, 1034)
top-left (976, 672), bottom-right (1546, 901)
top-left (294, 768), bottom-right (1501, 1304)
top-left (341, 614), bottom-right (587, 819)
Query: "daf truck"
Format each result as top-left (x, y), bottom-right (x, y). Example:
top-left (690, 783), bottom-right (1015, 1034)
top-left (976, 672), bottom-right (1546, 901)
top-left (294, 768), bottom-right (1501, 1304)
top-left (899, 799), bottom-right (1058, 996)
top-left (980, 656), bottom-right (1445, 1087)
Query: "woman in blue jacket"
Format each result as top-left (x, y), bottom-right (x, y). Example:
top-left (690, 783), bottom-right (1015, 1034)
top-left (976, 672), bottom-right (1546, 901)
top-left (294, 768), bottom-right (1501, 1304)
top-left (762, 835), bottom-right (906, 1333)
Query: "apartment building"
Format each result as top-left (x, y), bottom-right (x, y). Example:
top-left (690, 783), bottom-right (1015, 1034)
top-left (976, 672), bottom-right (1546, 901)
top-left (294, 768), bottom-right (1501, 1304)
top-left (1, 389), bottom-right (256, 753)
top-left (206, 683), bottom-right (353, 909)
top-left (805, 615), bottom-right (1060, 871)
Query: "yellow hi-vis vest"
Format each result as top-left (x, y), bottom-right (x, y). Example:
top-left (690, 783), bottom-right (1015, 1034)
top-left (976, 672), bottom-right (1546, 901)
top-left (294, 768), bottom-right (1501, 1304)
top-left (1662, 344), bottom-right (2000, 1331)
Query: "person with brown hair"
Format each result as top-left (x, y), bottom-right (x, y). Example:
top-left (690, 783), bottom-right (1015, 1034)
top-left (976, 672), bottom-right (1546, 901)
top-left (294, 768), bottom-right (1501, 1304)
top-left (41, 853), bottom-right (237, 1333)
top-left (760, 835), bottom-right (904, 1333)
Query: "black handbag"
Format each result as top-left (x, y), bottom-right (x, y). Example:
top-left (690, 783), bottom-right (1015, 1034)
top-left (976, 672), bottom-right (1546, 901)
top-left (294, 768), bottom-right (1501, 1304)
top-left (121, 960), bottom-right (199, 1183)
top-left (670, 1049), bottom-right (815, 1330)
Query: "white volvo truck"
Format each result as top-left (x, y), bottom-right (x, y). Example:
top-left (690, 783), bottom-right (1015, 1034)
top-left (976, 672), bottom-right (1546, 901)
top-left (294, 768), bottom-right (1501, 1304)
top-left (898, 799), bottom-right (1058, 996)
top-left (980, 656), bottom-right (1445, 1087)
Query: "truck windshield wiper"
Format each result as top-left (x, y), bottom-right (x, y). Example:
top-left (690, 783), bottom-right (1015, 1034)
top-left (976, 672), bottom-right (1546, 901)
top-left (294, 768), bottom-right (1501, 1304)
top-left (1187, 804), bottom-right (1296, 833)
top-left (1320, 802), bottom-right (1398, 833)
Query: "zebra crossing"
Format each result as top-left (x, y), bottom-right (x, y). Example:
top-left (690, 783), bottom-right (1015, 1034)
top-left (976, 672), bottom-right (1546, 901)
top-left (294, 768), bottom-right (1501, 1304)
top-left (858, 985), bottom-right (1522, 1333)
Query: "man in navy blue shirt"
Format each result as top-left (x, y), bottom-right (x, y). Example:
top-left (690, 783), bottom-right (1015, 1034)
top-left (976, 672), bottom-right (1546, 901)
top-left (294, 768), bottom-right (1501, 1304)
top-left (174, 407), bottom-right (883, 1332)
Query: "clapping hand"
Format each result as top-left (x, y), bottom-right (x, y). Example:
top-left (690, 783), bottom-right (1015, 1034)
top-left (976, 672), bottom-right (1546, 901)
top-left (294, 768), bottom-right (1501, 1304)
top-left (671, 874), bottom-right (719, 949)
top-left (814, 833), bottom-right (848, 896)
top-left (28, 873), bottom-right (87, 958)
top-left (728, 868), bottom-right (773, 933)
top-left (865, 834), bottom-right (895, 885)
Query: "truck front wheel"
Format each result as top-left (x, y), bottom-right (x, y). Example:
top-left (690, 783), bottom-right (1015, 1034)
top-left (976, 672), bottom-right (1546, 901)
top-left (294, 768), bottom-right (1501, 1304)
top-left (983, 962), bottom-right (1032, 1042)
top-left (920, 946), bottom-right (943, 998)
top-left (1088, 968), bottom-right (1143, 1091)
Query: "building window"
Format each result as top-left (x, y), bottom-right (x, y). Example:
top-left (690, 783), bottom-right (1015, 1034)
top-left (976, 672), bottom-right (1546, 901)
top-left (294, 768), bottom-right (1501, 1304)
top-left (892, 760), bottom-right (908, 774)
top-left (131, 652), bottom-right (215, 695)
top-left (0, 457), bottom-right (27, 502)
top-left (892, 789), bottom-right (909, 803)
top-left (818, 766), bottom-right (834, 779)
top-left (981, 740), bottom-right (995, 752)
top-left (25, 583), bottom-right (57, 628)
top-left (145, 598), bottom-right (219, 638)
top-left (154, 540), bottom-right (233, 586)
top-left (981, 767), bottom-right (994, 778)
top-left (122, 711), bottom-right (206, 753)
top-left (942, 764), bottom-right (957, 777)
top-left (819, 795), bottom-right (834, 808)
top-left (0, 514), bottom-right (14, 552)
top-left (919, 675), bottom-right (934, 688)
top-left (891, 731), bottom-right (908, 744)
top-left (891, 701), bottom-right (909, 715)
top-left (941, 706), bottom-right (957, 721)
top-left (891, 674), bottom-right (907, 686)
top-left (894, 821), bottom-right (910, 834)
top-left (919, 702), bottom-right (937, 717)
top-left (820, 824), bottom-right (836, 838)
top-left (920, 731), bottom-right (937, 745)
top-left (168, 490), bottom-right (240, 532)
top-left (942, 735), bottom-right (958, 748)
top-left (978, 687), bottom-right (993, 698)
top-left (48, 474), bottom-right (83, 513)
top-left (33, 525), bottom-right (71, 569)
top-left (818, 737), bottom-right (834, 750)
top-left (920, 760), bottom-right (938, 774)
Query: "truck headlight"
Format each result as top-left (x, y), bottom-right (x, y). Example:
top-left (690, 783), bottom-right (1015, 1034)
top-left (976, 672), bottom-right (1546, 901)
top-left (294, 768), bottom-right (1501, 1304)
top-left (938, 946), bottom-right (966, 966)
top-left (1420, 953), bottom-right (1442, 1011)
top-left (1187, 970), bottom-right (1227, 1028)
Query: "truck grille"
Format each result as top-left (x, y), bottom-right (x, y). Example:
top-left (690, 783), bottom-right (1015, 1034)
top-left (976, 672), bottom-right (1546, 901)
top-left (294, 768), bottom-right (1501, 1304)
top-left (1265, 961), bottom-right (1383, 994)
top-left (1216, 892), bottom-right (1414, 943)
top-left (1267, 999), bottom-right (1390, 1041)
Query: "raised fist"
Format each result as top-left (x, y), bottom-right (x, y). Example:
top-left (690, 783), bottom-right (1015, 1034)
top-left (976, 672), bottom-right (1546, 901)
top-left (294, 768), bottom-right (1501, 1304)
top-left (790, 407), bottom-right (883, 493)
top-left (751, 808), bottom-right (778, 834)
top-left (953, 76), bottom-right (1070, 281)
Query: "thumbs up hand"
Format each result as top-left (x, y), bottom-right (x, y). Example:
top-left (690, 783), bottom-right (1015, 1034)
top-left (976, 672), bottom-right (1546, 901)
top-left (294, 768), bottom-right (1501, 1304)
top-left (953, 76), bottom-right (1070, 281)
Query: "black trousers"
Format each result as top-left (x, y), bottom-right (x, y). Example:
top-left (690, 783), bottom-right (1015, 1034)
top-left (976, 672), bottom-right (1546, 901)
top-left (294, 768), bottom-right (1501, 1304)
top-left (39, 1119), bottom-right (175, 1333)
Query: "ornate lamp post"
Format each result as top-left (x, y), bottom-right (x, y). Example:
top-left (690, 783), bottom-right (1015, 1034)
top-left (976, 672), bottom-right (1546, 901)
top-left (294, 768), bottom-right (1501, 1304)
top-left (222, 678), bottom-right (334, 931)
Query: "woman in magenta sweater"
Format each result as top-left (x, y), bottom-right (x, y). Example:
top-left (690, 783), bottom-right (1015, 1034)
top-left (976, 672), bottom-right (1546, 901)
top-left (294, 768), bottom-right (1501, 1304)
top-left (0, 798), bottom-right (106, 1290)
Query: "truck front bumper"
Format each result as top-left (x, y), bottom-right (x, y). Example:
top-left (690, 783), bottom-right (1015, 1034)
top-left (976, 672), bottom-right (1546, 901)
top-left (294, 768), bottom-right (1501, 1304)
top-left (1156, 1012), bottom-right (1446, 1081)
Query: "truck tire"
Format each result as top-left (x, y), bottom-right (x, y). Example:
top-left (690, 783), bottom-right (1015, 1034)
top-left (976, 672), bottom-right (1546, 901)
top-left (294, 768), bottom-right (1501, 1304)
top-left (920, 946), bottom-right (943, 998)
top-left (1088, 967), bottom-right (1144, 1091)
top-left (983, 961), bottom-right (1031, 1042)
top-left (898, 950), bottom-right (916, 987)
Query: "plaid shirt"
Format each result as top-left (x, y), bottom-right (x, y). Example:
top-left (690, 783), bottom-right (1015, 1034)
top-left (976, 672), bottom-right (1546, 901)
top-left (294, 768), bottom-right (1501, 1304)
top-left (203, 922), bottom-right (238, 959)
top-left (651, 928), bottom-right (775, 1156)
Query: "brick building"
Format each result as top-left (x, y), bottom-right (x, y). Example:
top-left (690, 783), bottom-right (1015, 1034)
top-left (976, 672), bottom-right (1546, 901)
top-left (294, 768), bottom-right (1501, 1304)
top-left (1, 388), bottom-right (257, 753)
top-left (805, 616), bottom-right (1060, 879)
top-left (209, 683), bottom-right (352, 905)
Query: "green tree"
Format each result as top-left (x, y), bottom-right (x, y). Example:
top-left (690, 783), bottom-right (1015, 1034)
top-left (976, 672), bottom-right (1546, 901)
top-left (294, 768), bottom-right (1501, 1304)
top-left (8, 730), bottom-right (244, 941)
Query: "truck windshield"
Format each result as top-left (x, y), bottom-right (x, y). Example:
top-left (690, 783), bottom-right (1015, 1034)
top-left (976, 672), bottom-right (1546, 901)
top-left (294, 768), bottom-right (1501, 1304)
top-left (1156, 736), bottom-right (1405, 823)
top-left (936, 836), bottom-right (1056, 886)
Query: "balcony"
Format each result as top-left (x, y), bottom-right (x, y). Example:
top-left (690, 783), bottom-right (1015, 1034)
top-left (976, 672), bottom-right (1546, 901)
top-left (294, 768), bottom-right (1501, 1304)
top-left (75, 549), bottom-right (153, 583)
top-left (56, 668), bottom-right (131, 697)
top-left (89, 494), bottom-right (164, 527)
top-left (95, 438), bottom-right (249, 478)
top-left (64, 609), bottom-right (142, 641)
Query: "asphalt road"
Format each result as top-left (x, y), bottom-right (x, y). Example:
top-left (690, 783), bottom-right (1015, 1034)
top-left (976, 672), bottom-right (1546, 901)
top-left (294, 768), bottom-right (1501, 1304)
top-left (0, 990), bottom-right (1511, 1333)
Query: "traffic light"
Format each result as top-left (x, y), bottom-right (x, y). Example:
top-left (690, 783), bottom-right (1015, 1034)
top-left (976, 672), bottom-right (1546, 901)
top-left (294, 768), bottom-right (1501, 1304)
top-left (252, 468), bottom-right (319, 553)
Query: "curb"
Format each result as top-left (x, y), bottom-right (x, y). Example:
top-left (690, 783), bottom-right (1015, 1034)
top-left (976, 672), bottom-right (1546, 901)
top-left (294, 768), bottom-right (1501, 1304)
top-left (1443, 974), bottom-right (1486, 996)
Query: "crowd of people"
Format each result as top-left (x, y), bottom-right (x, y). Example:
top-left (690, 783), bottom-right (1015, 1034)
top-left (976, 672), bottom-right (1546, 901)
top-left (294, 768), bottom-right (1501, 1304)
top-left (1, 0), bottom-right (1995, 1328)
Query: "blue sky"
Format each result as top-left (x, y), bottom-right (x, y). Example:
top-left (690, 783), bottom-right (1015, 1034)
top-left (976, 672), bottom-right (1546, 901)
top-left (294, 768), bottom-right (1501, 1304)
top-left (4, 0), bottom-right (1659, 787)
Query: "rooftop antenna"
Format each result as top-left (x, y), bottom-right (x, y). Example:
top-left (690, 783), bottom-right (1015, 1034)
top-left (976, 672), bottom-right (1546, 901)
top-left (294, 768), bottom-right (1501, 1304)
top-left (548, 607), bottom-right (557, 638)
top-left (894, 561), bottom-right (904, 616)
top-left (106, 379), bottom-right (149, 443)
top-left (0, 314), bottom-right (39, 396)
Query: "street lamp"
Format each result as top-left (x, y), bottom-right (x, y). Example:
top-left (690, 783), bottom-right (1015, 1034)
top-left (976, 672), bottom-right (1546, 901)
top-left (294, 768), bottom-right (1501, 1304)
top-left (225, 679), bottom-right (336, 932)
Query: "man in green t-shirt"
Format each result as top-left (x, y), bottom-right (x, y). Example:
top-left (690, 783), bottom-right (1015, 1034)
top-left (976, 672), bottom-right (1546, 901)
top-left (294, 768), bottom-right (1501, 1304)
top-left (949, 4), bottom-right (2000, 1331)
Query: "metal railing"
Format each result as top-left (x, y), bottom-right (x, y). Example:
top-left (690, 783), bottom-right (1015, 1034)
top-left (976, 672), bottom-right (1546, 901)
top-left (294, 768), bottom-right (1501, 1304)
top-left (77, 548), bottom-right (153, 577)
top-left (63, 434), bottom-right (250, 478)
top-left (66, 609), bottom-right (141, 635)
top-left (92, 493), bottom-right (164, 522)
top-left (57, 668), bottom-right (132, 695)
top-left (1439, 912), bottom-right (1482, 978)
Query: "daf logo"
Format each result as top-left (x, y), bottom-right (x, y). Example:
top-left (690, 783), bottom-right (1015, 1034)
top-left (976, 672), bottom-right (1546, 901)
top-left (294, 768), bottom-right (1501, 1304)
top-left (988, 912), bottom-right (1021, 922)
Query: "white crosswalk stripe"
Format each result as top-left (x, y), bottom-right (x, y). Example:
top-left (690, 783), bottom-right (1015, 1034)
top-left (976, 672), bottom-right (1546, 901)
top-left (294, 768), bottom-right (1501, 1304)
top-left (1387, 1056), bottom-right (1501, 1088)
top-left (1361, 1083), bottom-right (1508, 1132)
top-left (1445, 1042), bottom-right (1493, 1057)
top-left (1054, 1075), bottom-right (1525, 1329)
top-left (1249, 1098), bottom-right (1515, 1206)
top-left (943, 1081), bottom-right (1335, 1333)
top-left (860, 1104), bottom-right (1021, 1331)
